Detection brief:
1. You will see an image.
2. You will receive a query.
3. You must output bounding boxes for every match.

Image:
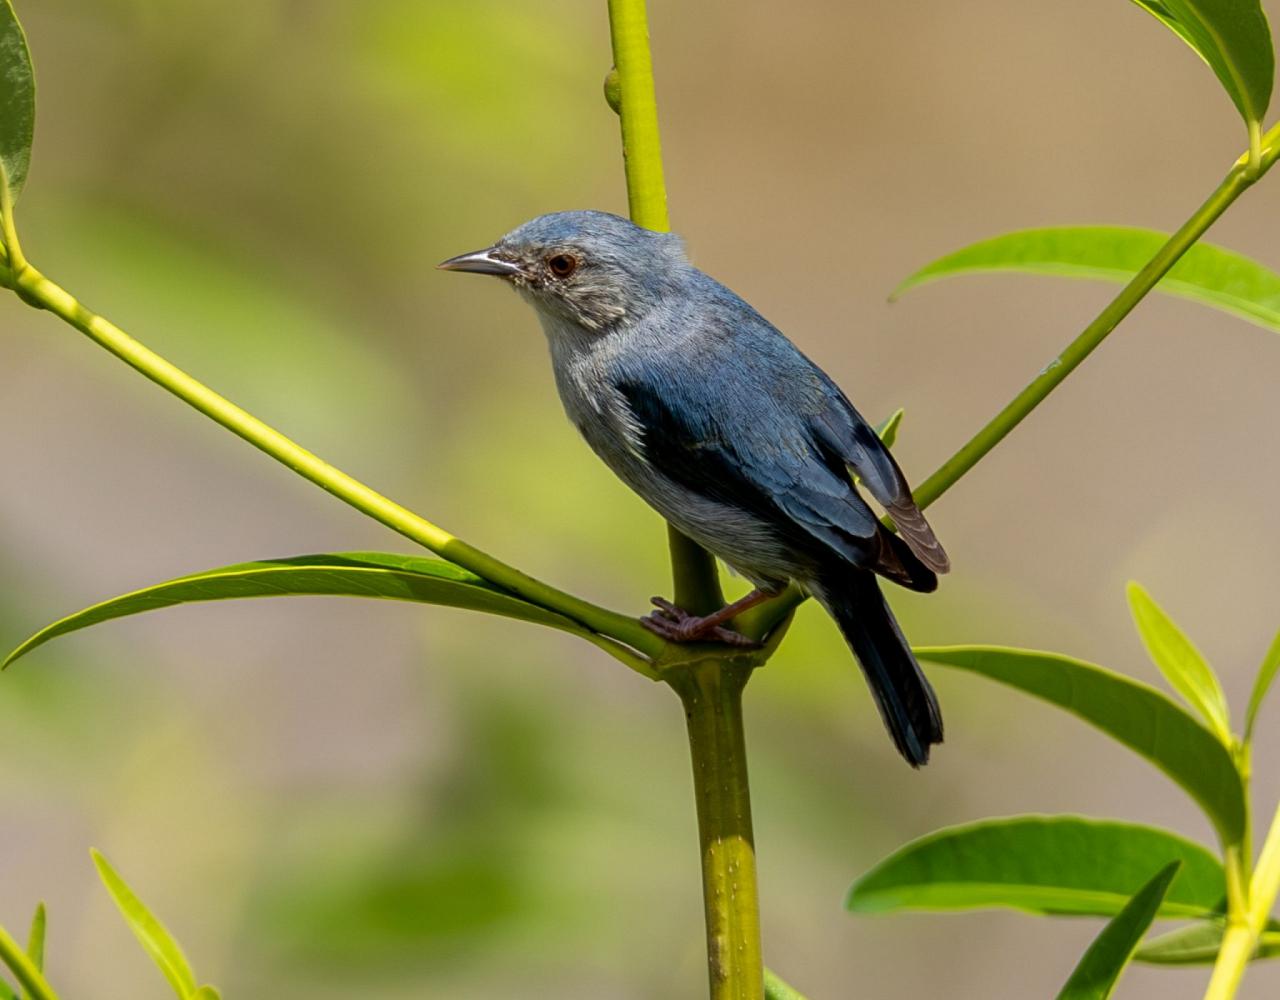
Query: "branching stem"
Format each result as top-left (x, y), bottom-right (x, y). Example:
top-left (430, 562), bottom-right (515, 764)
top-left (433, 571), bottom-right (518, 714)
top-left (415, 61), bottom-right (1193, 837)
top-left (2, 265), bottom-right (667, 663)
top-left (607, 4), bottom-right (758, 997)
top-left (739, 122), bottom-right (1280, 641)
top-left (1206, 801), bottom-right (1280, 1000)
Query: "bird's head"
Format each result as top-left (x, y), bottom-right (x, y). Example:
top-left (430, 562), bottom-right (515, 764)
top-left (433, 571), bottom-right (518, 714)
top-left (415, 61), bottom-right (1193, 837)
top-left (438, 210), bottom-right (688, 333)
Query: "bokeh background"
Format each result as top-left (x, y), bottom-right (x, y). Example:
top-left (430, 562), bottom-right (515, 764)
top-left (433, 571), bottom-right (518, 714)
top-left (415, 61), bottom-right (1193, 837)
top-left (2, 1), bottom-right (1279, 997)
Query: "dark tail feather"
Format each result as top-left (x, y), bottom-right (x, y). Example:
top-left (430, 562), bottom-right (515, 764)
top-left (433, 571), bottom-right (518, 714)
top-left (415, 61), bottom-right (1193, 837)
top-left (812, 567), bottom-right (943, 767)
top-left (875, 530), bottom-right (939, 593)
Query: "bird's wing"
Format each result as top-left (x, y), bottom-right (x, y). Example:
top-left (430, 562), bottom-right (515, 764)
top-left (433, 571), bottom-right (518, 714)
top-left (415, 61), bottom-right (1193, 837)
top-left (611, 368), bottom-right (885, 570)
top-left (809, 380), bottom-right (950, 574)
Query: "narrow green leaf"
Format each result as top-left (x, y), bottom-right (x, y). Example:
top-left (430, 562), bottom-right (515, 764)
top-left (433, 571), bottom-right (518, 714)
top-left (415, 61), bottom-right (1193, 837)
top-left (874, 408), bottom-right (904, 448)
top-left (0, 929), bottom-right (53, 1000)
top-left (91, 850), bottom-right (198, 1000)
top-left (5, 553), bottom-right (587, 669)
top-left (0, 0), bottom-right (35, 202)
top-left (894, 227), bottom-right (1280, 337)
top-left (0, 980), bottom-right (15, 1000)
top-left (917, 646), bottom-right (1246, 846)
top-left (1056, 862), bottom-right (1179, 1000)
top-left (1136, 919), bottom-right (1280, 964)
top-left (1245, 626), bottom-right (1280, 744)
top-left (189, 988), bottom-right (221, 1000)
top-left (1126, 582), bottom-right (1231, 746)
top-left (21, 904), bottom-right (42, 1000)
top-left (1127, 0), bottom-right (1273, 127)
top-left (847, 816), bottom-right (1223, 918)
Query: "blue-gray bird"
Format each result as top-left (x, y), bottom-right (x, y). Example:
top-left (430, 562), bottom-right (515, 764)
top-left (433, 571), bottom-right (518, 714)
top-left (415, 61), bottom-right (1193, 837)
top-left (440, 211), bottom-right (949, 765)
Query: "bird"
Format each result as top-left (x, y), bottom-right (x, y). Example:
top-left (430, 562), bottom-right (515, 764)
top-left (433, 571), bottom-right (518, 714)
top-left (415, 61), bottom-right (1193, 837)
top-left (439, 211), bottom-right (949, 766)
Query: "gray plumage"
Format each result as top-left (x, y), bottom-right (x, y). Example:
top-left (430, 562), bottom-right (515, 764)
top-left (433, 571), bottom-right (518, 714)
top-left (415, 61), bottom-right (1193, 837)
top-left (440, 211), bottom-right (949, 765)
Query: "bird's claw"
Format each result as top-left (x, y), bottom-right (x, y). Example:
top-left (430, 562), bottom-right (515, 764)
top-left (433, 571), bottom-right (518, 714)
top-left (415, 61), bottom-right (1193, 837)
top-left (640, 597), bottom-right (761, 648)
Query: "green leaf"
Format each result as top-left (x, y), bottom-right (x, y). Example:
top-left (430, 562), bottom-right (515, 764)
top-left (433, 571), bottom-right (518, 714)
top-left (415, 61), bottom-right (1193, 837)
top-left (0, 980), bottom-right (14, 1000)
top-left (0, 929), bottom-right (53, 1000)
top-left (847, 816), bottom-right (1223, 918)
top-left (4, 553), bottom-right (592, 669)
top-left (21, 904), bottom-right (42, 1000)
top-left (91, 850), bottom-right (197, 1000)
top-left (1245, 626), bottom-right (1280, 744)
top-left (0, 0), bottom-right (34, 202)
top-left (1055, 862), bottom-right (1179, 1000)
top-left (917, 647), bottom-right (1246, 846)
top-left (894, 227), bottom-right (1280, 337)
top-left (874, 408), bottom-right (904, 448)
top-left (1136, 919), bottom-right (1280, 964)
top-left (1127, 0), bottom-right (1273, 127)
top-left (1126, 582), bottom-right (1231, 746)
top-left (189, 989), bottom-right (221, 1000)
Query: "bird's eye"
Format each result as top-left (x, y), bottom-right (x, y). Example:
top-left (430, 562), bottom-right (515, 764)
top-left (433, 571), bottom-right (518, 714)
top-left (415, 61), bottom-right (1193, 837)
top-left (547, 253), bottom-right (579, 278)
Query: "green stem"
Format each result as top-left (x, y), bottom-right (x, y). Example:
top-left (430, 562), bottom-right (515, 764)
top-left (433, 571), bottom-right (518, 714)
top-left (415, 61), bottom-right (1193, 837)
top-left (0, 928), bottom-right (55, 1000)
top-left (740, 125), bottom-right (1280, 641)
top-left (4, 264), bottom-right (666, 662)
top-left (0, 163), bottom-right (27, 276)
top-left (606, 0), bottom-right (669, 232)
top-left (1206, 802), bottom-right (1280, 1000)
top-left (764, 968), bottom-right (810, 1000)
top-left (670, 660), bottom-right (765, 1000)
top-left (909, 163), bottom-right (1258, 512)
top-left (607, 0), bottom-right (725, 616)
top-left (607, 8), bottom-right (754, 997)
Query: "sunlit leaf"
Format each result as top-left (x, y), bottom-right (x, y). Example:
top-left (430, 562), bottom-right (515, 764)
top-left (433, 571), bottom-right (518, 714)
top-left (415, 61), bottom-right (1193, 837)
top-left (1245, 626), bottom-right (1280, 744)
top-left (846, 816), bottom-right (1223, 918)
top-left (1136, 918), bottom-right (1280, 964)
top-left (1127, 0), bottom-right (1273, 127)
top-left (917, 647), bottom-right (1246, 845)
top-left (1055, 862), bottom-right (1179, 1000)
top-left (91, 850), bottom-right (198, 999)
top-left (875, 408), bottom-right (904, 448)
top-left (21, 904), bottom-right (42, 1000)
top-left (1127, 582), bottom-right (1231, 746)
top-left (189, 988), bottom-right (221, 1000)
top-left (894, 227), bottom-right (1280, 337)
top-left (4, 553), bottom-right (589, 669)
top-left (0, 0), bottom-right (35, 202)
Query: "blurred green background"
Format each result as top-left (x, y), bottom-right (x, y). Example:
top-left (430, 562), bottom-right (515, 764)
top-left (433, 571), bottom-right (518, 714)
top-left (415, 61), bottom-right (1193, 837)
top-left (2, 1), bottom-right (1280, 997)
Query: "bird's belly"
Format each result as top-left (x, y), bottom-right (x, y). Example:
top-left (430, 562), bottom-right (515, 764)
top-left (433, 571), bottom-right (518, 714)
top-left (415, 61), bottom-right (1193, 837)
top-left (608, 452), bottom-right (804, 589)
top-left (552, 357), bottom-right (806, 588)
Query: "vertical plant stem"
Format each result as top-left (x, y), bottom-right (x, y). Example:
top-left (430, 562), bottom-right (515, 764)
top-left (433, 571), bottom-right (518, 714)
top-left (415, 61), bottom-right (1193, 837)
top-left (606, 5), bottom-right (761, 995)
top-left (671, 661), bottom-right (765, 1000)
top-left (0, 162), bottom-right (29, 278)
top-left (606, 0), bottom-right (724, 614)
top-left (606, 0), bottom-right (669, 232)
top-left (1205, 802), bottom-right (1280, 1000)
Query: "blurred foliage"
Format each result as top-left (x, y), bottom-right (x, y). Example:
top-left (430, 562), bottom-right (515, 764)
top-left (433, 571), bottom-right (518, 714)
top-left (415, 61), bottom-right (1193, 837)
top-left (4, 1), bottom-right (1280, 999)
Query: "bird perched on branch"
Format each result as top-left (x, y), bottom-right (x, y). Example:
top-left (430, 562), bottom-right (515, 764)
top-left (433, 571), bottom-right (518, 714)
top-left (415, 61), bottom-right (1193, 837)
top-left (440, 211), bottom-right (949, 765)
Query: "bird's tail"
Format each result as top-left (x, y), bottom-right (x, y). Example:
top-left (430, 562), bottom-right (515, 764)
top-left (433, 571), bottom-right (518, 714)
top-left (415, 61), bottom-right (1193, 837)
top-left (811, 567), bottom-right (943, 767)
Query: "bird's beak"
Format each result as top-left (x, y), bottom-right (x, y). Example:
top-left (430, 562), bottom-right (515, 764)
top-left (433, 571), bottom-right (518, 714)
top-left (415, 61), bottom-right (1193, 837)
top-left (436, 247), bottom-right (523, 277)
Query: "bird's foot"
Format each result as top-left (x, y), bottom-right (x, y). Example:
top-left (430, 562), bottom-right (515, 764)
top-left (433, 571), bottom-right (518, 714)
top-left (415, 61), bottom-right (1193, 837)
top-left (641, 597), bottom-right (761, 648)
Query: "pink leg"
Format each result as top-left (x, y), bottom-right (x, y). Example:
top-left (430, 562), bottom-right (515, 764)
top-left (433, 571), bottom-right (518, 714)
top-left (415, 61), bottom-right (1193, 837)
top-left (640, 587), bottom-right (779, 647)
